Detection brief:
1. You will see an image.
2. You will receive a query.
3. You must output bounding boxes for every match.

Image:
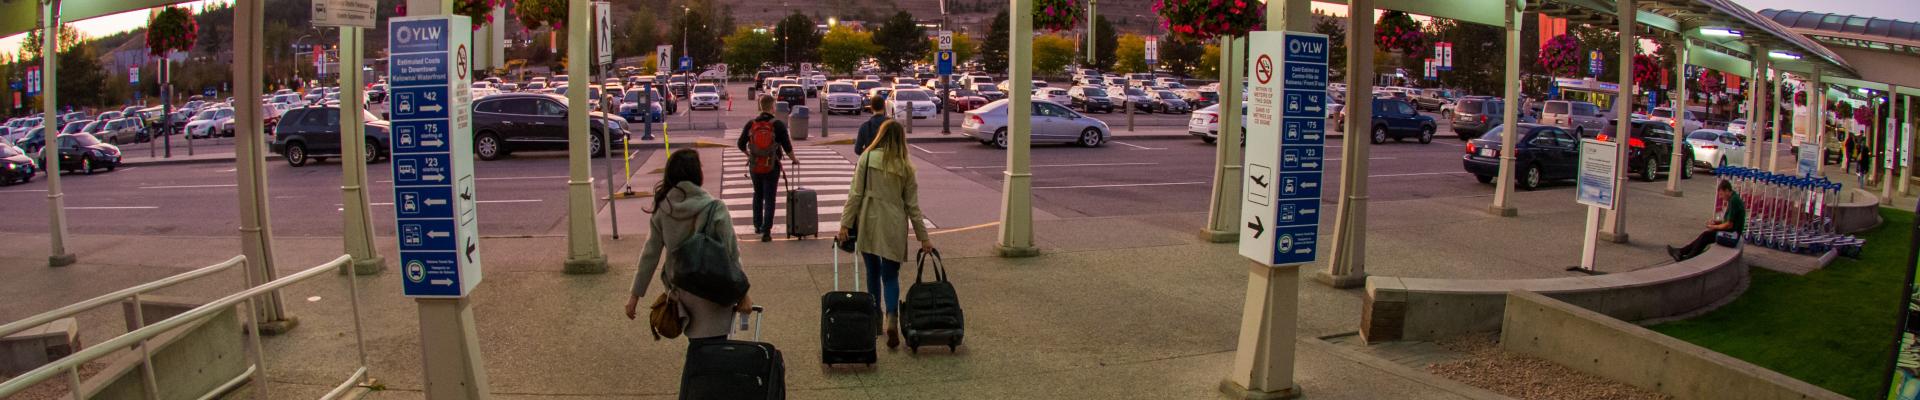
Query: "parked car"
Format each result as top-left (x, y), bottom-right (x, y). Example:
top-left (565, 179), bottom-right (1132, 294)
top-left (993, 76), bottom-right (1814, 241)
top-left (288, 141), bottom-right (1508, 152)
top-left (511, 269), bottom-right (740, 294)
top-left (974, 83), bottom-right (1007, 101)
top-left (854, 79), bottom-right (884, 94)
top-left (1411, 88), bottom-right (1455, 112)
top-left (1686, 129), bottom-right (1746, 170)
top-left (1649, 107), bottom-right (1704, 134)
top-left (469, 93), bottom-right (629, 160)
top-left (48, 133), bottom-right (120, 174)
top-left (888, 89), bottom-right (939, 119)
top-left (1364, 98), bottom-right (1438, 144)
top-left (618, 87), bottom-right (666, 123)
top-left (1183, 89), bottom-right (1220, 109)
top-left (1450, 96), bottom-right (1504, 141)
top-left (1462, 123), bottom-right (1581, 190)
top-left (1541, 100), bottom-right (1610, 137)
top-left (962, 99), bottom-right (1110, 148)
top-left (866, 87), bottom-right (894, 106)
top-left (823, 82), bottom-right (867, 115)
top-left (946, 89), bottom-right (991, 112)
top-left (1147, 90), bottom-right (1191, 114)
top-left (688, 84), bottom-right (722, 110)
top-left (96, 118), bottom-right (142, 144)
top-left (471, 81), bottom-right (502, 98)
top-left (1110, 87), bottom-right (1157, 113)
top-left (1597, 119), bottom-right (1694, 181)
top-left (1188, 104), bottom-right (1247, 145)
top-left (0, 142), bottom-right (38, 184)
top-left (1036, 88), bottom-right (1071, 105)
top-left (1068, 86), bottom-right (1115, 113)
top-left (186, 107), bottom-right (236, 138)
top-left (270, 105), bottom-right (393, 167)
top-left (1726, 118), bottom-right (1749, 139)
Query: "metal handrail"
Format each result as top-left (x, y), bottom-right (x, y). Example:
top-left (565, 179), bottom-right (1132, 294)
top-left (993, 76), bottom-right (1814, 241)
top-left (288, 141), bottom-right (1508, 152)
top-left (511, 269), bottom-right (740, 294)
top-left (0, 255), bottom-right (246, 338)
top-left (0, 254), bottom-right (367, 400)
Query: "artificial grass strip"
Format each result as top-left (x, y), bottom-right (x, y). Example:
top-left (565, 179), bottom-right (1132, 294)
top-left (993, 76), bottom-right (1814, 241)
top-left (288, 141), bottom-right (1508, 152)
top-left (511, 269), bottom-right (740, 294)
top-left (1652, 208), bottom-right (1914, 399)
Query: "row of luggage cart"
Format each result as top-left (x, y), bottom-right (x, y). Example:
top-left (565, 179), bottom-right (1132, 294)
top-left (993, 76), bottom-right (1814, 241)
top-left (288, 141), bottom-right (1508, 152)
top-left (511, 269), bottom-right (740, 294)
top-left (1713, 166), bottom-right (1865, 257)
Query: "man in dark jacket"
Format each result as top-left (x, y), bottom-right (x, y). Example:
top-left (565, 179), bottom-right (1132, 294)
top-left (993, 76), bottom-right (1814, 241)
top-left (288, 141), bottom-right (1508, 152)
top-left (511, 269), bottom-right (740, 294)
top-left (737, 94), bottom-right (799, 242)
top-left (855, 96), bottom-right (891, 155)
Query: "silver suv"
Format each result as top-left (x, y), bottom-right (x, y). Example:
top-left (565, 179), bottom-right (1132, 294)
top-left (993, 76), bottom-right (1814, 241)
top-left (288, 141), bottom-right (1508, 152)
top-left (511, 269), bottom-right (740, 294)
top-left (1541, 100), bottom-right (1609, 137)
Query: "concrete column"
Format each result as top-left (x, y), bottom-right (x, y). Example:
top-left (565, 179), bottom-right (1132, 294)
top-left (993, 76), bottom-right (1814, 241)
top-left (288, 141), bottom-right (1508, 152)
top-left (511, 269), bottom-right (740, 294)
top-left (996, 0), bottom-right (1038, 258)
top-left (339, 27), bottom-right (385, 275)
top-left (38, 0), bottom-right (73, 267)
top-left (1086, 0), bottom-right (1096, 63)
top-left (1201, 37), bottom-right (1244, 243)
top-left (418, 297), bottom-right (491, 399)
top-left (1904, 93), bottom-right (1913, 195)
top-left (235, 0), bottom-right (293, 333)
top-left (563, 0), bottom-right (608, 273)
top-left (1663, 41), bottom-right (1688, 197)
top-left (1221, 264), bottom-right (1302, 399)
top-left (1319, 0), bottom-right (1374, 288)
top-left (1769, 70), bottom-right (1786, 172)
top-left (1812, 67), bottom-right (1826, 177)
top-left (1488, 1), bottom-right (1523, 217)
top-left (1598, 0), bottom-right (1635, 243)
top-left (1885, 86), bottom-right (1898, 203)
top-left (1744, 51), bottom-right (1764, 167)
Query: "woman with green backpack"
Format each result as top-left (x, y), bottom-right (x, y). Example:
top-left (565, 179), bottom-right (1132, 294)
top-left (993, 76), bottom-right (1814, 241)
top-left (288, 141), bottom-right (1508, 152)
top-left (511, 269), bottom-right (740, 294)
top-left (626, 149), bottom-right (754, 346)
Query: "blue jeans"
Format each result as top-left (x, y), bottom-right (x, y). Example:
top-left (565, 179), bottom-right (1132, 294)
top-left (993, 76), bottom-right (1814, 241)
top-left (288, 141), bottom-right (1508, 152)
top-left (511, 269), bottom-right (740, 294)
top-left (749, 171), bottom-right (778, 233)
top-left (862, 253), bottom-right (902, 315)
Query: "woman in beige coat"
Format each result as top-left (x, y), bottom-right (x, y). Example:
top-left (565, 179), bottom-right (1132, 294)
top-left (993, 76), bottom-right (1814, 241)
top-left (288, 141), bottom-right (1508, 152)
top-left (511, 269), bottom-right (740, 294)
top-left (836, 121), bottom-right (934, 349)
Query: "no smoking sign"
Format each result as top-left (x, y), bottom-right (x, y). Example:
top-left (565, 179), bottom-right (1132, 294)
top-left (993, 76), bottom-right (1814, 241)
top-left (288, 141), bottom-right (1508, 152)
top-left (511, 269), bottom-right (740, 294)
top-left (1254, 55), bottom-right (1274, 84)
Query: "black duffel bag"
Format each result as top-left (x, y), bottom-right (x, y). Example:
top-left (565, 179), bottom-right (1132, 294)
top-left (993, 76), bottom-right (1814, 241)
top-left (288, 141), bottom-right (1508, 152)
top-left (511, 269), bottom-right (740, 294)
top-left (899, 248), bottom-right (964, 353)
top-left (673, 202), bottom-right (750, 304)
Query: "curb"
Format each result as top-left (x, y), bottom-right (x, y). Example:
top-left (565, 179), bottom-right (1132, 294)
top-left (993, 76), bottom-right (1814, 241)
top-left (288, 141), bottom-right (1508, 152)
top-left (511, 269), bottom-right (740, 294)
top-left (121, 154), bottom-right (281, 167)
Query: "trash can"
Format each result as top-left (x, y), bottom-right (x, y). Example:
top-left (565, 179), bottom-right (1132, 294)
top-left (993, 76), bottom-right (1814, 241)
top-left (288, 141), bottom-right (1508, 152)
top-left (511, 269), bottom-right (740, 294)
top-left (775, 101), bottom-right (792, 125)
top-left (789, 106), bottom-right (811, 140)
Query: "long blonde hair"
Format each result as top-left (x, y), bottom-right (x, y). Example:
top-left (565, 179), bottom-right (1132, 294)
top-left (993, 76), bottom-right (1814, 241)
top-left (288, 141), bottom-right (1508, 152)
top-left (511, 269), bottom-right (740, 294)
top-left (862, 120), bottom-right (913, 173)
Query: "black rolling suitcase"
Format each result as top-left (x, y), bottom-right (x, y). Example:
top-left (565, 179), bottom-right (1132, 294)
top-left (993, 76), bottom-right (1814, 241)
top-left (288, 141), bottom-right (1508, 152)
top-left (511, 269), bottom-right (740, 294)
top-left (785, 164), bottom-right (819, 239)
top-left (821, 241), bottom-right (879, 366)
top-left (900, 249), bottom-right (965, 353)
top-left (681, 305), bottom-right (784, 400)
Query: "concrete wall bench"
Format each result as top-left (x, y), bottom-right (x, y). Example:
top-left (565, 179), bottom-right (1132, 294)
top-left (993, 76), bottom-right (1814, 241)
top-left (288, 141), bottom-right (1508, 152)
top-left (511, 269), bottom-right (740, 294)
top-left (1832, 188), bottom-right (1883, 234)
top-left (1361, 245), bottom-right (1746, 343)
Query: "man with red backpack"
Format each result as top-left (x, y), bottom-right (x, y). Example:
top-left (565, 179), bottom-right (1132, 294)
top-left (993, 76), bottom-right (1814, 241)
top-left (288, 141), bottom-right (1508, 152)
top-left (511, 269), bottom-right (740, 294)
top-left (736, 94), bottom-right (799, 242)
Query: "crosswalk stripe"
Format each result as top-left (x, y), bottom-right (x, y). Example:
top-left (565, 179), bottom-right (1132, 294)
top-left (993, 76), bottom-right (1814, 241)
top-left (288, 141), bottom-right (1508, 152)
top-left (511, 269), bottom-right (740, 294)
top-left (721, 193), bottom-right (852, 203)
top-left (722, 177), bottom-right (856, 187)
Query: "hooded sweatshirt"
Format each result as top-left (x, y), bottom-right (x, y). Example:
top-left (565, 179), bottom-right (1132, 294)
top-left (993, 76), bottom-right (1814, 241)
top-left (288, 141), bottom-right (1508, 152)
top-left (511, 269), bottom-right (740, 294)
top-left (633, 181), bottom-right (743, 339)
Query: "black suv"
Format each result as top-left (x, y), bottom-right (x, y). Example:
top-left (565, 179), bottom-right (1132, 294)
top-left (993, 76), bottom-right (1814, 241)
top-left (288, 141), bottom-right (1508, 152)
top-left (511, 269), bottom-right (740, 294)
top-left (470, 93), bottom-right (629, 161)
top-left (271, 105), bottom-right (392, 167)
top-left (1069, 86), bottom-right (1115, 113)
top-left (1599, 119), bottom-right (1694, 181)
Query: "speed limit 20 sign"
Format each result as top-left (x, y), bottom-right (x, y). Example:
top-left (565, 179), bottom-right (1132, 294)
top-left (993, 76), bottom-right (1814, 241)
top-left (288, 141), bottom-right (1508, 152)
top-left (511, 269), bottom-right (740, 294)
top-left (938, 31), bottom-right (953, 50)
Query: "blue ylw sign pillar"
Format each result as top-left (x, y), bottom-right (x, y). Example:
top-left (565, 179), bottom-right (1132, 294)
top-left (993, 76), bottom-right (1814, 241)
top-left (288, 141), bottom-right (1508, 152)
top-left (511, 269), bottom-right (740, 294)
top-left (389, 15), bottom-right (492, 400)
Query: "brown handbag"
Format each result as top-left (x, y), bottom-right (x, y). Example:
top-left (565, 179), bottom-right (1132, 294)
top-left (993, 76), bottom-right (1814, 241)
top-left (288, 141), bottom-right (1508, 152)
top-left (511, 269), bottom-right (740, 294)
top-left (648, 291), bottom-right (687, 340)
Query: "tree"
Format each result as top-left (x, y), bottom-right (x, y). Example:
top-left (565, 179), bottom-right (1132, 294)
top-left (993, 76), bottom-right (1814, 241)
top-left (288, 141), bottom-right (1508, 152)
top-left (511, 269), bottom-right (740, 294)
top-left (1033, 34), bottom-right (1076, 75)
top-left (56, 44), bottom-right (107, 108)
top-left (1159, 35), bottom-right (1203, 77)
top-left (670, 1), bottom-right (730, 70)
top-left (1114, 34), bottom-right (1146, 73)
top-left (1427, 19), bottom-right (1505, 96)
top-left (774, 13), bottom-right (821, 69)
top-left (872, 11), bottom-right (927, 73)
top-left (980, 10), bottom-right (1009, 73)
top-left (1314, 11), bottom-right (1347, 82)
top-left (1196, 42), bottom-right (1220, 77)
top-left (1090, 15), bottom-right (1117, 70)
top-left (723, 27), bottom-right (776, 76)
top-left (616, 7), bottom-right (660, 59)
top-left (819, 25), bottom-right (877, 75)
top-left (18, 25), bottom-right (82, 62)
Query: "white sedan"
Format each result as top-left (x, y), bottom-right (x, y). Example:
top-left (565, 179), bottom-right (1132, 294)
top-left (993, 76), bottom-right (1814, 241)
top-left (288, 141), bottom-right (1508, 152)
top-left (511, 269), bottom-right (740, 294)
top-left (1035, 88), bottom-right (1071, 104)
top-left (888, 89), bottom-right (939, 119)
top-left (1686, 129), bottom-right (1746, 170)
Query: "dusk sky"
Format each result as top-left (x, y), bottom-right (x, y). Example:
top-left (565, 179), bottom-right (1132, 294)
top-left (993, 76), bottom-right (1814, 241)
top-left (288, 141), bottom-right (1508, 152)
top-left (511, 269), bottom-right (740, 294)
top-left (0, 0), bottom-right (1913, 58)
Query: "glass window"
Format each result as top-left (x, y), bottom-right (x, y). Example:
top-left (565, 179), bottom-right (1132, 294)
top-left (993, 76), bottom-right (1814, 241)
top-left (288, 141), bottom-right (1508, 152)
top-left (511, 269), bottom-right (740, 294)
top-left (299, 110), bottom-right (327, 126)
top-left (1083, 88), bottom-right (1107, 97)
top-left (1033, 103), bottom-right (1059, 117)
top-left (324, 109), bottom-right (342, 127)
top-left (1396, 102), bottom-right (1416, 115)
top-left (1529, 131), bottom-right (1557, 146)
top-left (475, 100), bottom-right (505, 114)
top-left (1041, 103), bottom-right (1075, 117)
top-left (58, 136), bottom-right (77, 148)
top-left (499, 99), bottom-right (538, 115)
top-left (1551, 129), bottom-right (1578, 147)
top-left (1688, 131), bottom-right (1720, 141)
top-left (537, 100), bottom-right (567, 117)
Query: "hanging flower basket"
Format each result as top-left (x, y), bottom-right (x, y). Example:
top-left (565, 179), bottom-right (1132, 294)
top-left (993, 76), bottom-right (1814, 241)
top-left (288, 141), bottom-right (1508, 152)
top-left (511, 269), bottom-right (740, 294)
top-left (456, 0), bottom-right (507, 30)
top-left (1854, 106), bottom-right (1872, 125)
top-left (1631, 54), bottom-right (1661, 89)
top-left (1374, 11), bottom-right (1423, 54)
top-left (146, 6), bottom-right (197, 57)
top-left (1537, 34), bottom-right (1580, 78)
top-left (1033, 0), bottom-right (1082, 32)
top-left (1699, 70), bottom-right (1724, 94)
top-left (515, 0), bottom-right (566, 31)
top-left (1153, 0), bottom-right (1263, 41)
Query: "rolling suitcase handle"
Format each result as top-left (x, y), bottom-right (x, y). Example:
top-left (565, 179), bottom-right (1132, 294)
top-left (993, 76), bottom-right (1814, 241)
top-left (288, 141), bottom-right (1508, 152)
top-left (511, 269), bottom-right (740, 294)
top-left (831, 240), bottom-right (863, 292)
top-left (734, 305), bottom-right (766, 341)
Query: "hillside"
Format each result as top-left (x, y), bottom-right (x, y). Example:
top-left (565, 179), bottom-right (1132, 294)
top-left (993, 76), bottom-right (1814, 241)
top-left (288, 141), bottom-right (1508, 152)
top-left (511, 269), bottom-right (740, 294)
top-left (646, 0), bottom-right (1168, 35)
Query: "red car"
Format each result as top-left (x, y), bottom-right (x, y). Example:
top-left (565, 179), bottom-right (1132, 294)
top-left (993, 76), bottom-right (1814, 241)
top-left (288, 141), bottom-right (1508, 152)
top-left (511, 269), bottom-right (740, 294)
top-left (946, 89), bottom-right (990, 112)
